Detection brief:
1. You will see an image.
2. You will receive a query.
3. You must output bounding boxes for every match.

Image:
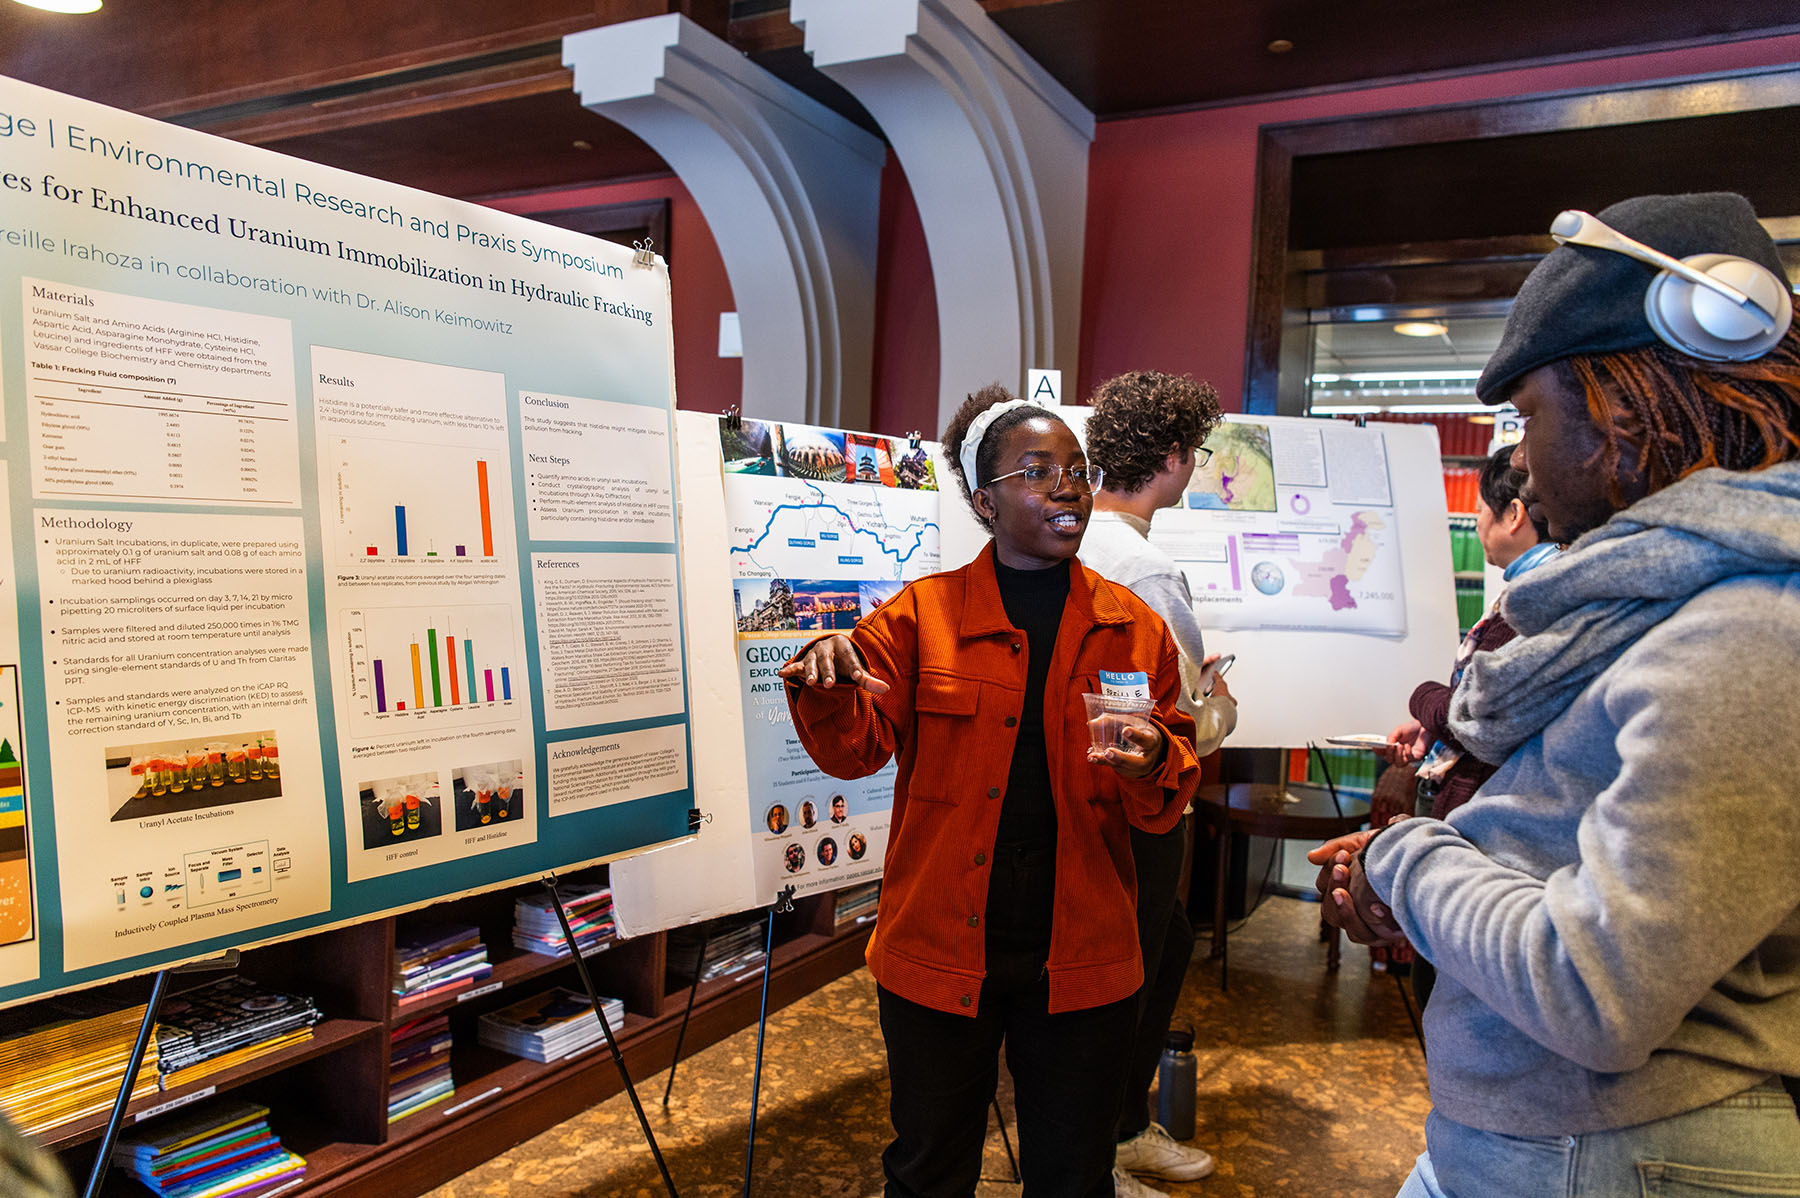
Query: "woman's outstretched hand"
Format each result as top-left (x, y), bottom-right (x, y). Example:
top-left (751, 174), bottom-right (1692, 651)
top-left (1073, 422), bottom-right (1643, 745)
top-left (779, 635), bottom-right (890, 695)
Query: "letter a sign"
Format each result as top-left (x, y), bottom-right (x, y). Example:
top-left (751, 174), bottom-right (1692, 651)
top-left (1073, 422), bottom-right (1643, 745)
top-left (1026, 369), bottom-right (1062, 406)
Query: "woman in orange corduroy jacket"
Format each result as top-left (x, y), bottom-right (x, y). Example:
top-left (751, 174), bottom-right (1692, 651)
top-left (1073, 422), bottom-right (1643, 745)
top-left (782, 386), bottom-right (1201, 1198)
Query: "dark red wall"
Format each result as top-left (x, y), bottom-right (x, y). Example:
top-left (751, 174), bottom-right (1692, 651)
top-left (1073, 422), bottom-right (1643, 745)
top-left (483, 176), bottom-right (741, 415)
top-left (1078, 33), bottom-right (1800, 412)
top-left (869, 152), bottom-right (940, 441)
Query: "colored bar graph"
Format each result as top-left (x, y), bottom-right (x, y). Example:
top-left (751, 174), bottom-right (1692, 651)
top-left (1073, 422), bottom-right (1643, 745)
top-left (477, 460), bottom-right (494, 557)
top-left (446, 636), bottom-right (461, 705)
top-left (464, 640), bottom-right (476, 704)
top-left (397, 701), bottom-right (406, 711)
top-left (484, 669), bottom-right (494, 702)
top-left (455, 546), bottom-right (466, 557)
top-left (501, 667), bottom-right (511, 700)
top-left (366, 546), bottom-right (378, 556)
top-left (427, 628), bottom-right (442, 707)
top-left (374, 659), bottom-right (387, 713)
top-left (395, 506), bottom-right (409, 556)
top-left (410, 643), bottom-right (424, 710)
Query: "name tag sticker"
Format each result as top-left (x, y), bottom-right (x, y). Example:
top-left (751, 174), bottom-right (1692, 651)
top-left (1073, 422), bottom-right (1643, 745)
top-left (1098, 670), bottom-right (1150, 703)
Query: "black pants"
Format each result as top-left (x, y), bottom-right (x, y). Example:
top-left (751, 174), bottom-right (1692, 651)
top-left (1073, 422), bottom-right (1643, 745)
top-left (878, 843), bottom-right (1136, 1198)
top-left (1118, 820), bottom-right (1196, 1142)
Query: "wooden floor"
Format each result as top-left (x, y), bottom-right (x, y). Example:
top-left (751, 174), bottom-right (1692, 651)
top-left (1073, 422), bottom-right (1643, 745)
top-left (426, 896), bottom-right (1430, 1197)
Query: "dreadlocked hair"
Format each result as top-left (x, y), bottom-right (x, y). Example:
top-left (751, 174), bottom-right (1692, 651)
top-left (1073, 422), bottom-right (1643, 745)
top-left (1084, 370), bottom-right (1222, 493)
top-left (1555, 322), bottom-right (1800, 507)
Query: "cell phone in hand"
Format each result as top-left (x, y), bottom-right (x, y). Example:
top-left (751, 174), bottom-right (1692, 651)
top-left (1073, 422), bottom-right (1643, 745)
top-left (1199, 653), bottom-right (1235, 695)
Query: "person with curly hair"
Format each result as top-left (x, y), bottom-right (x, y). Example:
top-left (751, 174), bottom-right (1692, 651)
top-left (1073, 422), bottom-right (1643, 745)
top-left (782, 384), bottom-right (1203, 1197)
top-left (1312, 193), bottom-right (1800, 1196)
top-left (1078, 371), bottom-right (1235, 1197)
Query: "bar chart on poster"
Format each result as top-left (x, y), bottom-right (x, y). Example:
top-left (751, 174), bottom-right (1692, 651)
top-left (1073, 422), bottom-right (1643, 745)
top-left (342, 605), bottom-right (521, 727)
top-left (326, 436), bottom-right (506, 564)
top-left (0, 74), bottom-right (696, 1005)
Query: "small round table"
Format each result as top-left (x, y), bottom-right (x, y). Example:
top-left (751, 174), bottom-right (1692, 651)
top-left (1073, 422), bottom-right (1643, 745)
top-left (1191, 782), bottom-right (1370, 990)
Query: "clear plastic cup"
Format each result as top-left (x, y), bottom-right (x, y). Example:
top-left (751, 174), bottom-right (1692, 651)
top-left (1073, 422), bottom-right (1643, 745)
top-left (187, 749), bottom-right (208, 789)
top-left (128, 756), bottom-right (149, 799)
top-left (206, 743), bottom-right (226, 787)
top-left (262, 739), bottom-right (279, 779)
top-left (473, 772), bottom-right (494, 824)
top-left (246, 742), bottom-right (263, 781)
top-left (227, 746), bottom-right (247, 782)
top-left (1083, 693), bottom-right (1156, 762)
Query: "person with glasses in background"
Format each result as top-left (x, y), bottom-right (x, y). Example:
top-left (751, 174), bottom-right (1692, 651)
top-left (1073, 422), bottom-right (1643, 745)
top-left (783, 384), bottom-right (1204, 1198)
top-left (1079, 371), bottom-right (1237, 1198)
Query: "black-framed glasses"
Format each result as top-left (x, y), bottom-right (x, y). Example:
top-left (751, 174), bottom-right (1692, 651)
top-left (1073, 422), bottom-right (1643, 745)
top-left (1191, 446), bottom-right (1214, 467)
top-left (985, 463), bottom-right (1104, 493)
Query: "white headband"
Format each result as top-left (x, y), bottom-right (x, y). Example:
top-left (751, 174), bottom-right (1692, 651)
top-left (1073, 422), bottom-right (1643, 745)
top-left (958, 398), bottom-right (1044, 488)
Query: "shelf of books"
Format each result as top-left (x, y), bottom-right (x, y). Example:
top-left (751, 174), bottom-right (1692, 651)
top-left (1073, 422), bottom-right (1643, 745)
top-left (4, 870), bottom-right (880, 1197)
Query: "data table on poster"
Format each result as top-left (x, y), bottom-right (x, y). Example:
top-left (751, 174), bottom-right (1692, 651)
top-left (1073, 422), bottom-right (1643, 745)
top-left (31, 381), bottom-right (299, 506)
top-left (23, 277), bottom-right (302, 507)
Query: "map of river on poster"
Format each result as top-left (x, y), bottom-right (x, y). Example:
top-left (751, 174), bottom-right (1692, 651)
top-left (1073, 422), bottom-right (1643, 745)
top-left (1150, 418), bottom-right (1408, 636)
top-left (719, 418), bottom-right (941, 900)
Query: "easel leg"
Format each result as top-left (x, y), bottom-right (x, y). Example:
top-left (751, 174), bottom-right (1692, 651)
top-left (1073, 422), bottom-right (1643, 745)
top-left (543, 874), bottom-right (679, 1198)
top-left (992, 1098), bottom-right (1020, 1183)
top-left (741, 902), bottom-right (780, 1197)
top-left (663, 922), bottom-right (711, 1107)
top-left (82, 969), bottom-right (170, 1198)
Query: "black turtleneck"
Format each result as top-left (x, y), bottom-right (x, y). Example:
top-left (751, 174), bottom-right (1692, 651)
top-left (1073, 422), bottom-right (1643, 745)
top-left (991, 556), bottom-right (1071, 850)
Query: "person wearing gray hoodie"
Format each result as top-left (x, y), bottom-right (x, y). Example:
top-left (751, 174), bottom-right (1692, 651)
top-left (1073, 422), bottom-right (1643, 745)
top-left (1312, 193), bottom-right (1800, 1197)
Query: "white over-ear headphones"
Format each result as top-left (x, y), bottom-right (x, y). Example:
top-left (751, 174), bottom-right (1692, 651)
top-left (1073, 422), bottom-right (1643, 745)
top-left (1550, 209), bottom-right (1794, 362)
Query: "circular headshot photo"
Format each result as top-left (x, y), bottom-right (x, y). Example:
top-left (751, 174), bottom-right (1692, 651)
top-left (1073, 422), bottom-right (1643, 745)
top-left (847, 832), bottom-right (868, 860)
top-left (799, 800), bottom-right (817, 829)
top-left (817, 837), bottom-right (838, 867)
top-left (783, 842), bottom-right (806, 873)
top-left (829, 794), bottom-right (848, 824)
top-left (765, 803), bottom-right (789, 835)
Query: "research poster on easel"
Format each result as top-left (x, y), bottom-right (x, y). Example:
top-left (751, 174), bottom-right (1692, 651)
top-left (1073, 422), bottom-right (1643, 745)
top-left (719, 416), bottom-right (941, 901)
top-left (1142, 412), bottom-right (1457, 746)
top-left (0, 75), bottom-right (693, 1006)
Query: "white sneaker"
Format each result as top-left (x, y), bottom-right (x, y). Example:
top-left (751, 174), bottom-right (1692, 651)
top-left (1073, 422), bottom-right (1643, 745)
top-left (1115, 1122), bottom-right (1216, 1181)
top-left (1113, 1166), bottom-right (1172, 1198)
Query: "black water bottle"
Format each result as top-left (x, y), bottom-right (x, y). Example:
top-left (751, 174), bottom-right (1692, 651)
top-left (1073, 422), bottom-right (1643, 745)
top-left (1155, 1027), bottom-right (1197, 1141)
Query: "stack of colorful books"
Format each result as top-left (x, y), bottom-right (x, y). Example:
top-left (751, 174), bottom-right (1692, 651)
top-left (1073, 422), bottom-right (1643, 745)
top-left (393, 921), bottom-right (491, 1009)
top-left (512, 885), bottom-right (613, 958)
top-left (476, 988), bottom-right (625, 1063)
top-left (155, 978), bottom-right (322, 1091)
top-left (387, 1013), bottom-right (454, 1122)
top-left (0, 994), bottom-right (159, 1136)
top-left (833, 882), bottom-right (880, 930)
top-left (113, 1099), bottom-right (305, 1197)
top-left (668, 916), bottom-right (766, 984)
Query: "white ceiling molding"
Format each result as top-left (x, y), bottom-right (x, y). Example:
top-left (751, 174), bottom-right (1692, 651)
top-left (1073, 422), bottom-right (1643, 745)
top-left (792, 0), bottom-right (1095, 429)
top-left (564, 15), bottom-right (885, 428)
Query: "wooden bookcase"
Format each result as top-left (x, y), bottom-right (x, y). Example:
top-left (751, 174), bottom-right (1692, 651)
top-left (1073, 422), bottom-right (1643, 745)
top-left (33, 868), bottom-right (875, 1196)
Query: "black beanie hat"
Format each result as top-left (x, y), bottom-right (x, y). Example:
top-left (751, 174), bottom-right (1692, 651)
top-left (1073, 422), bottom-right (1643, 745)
top-left (1476, 192), bottom-right (1788, 402)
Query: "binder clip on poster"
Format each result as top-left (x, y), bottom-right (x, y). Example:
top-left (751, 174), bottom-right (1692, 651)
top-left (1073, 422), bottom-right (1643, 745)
top-left (632, 237), bottom-right (657, 267)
